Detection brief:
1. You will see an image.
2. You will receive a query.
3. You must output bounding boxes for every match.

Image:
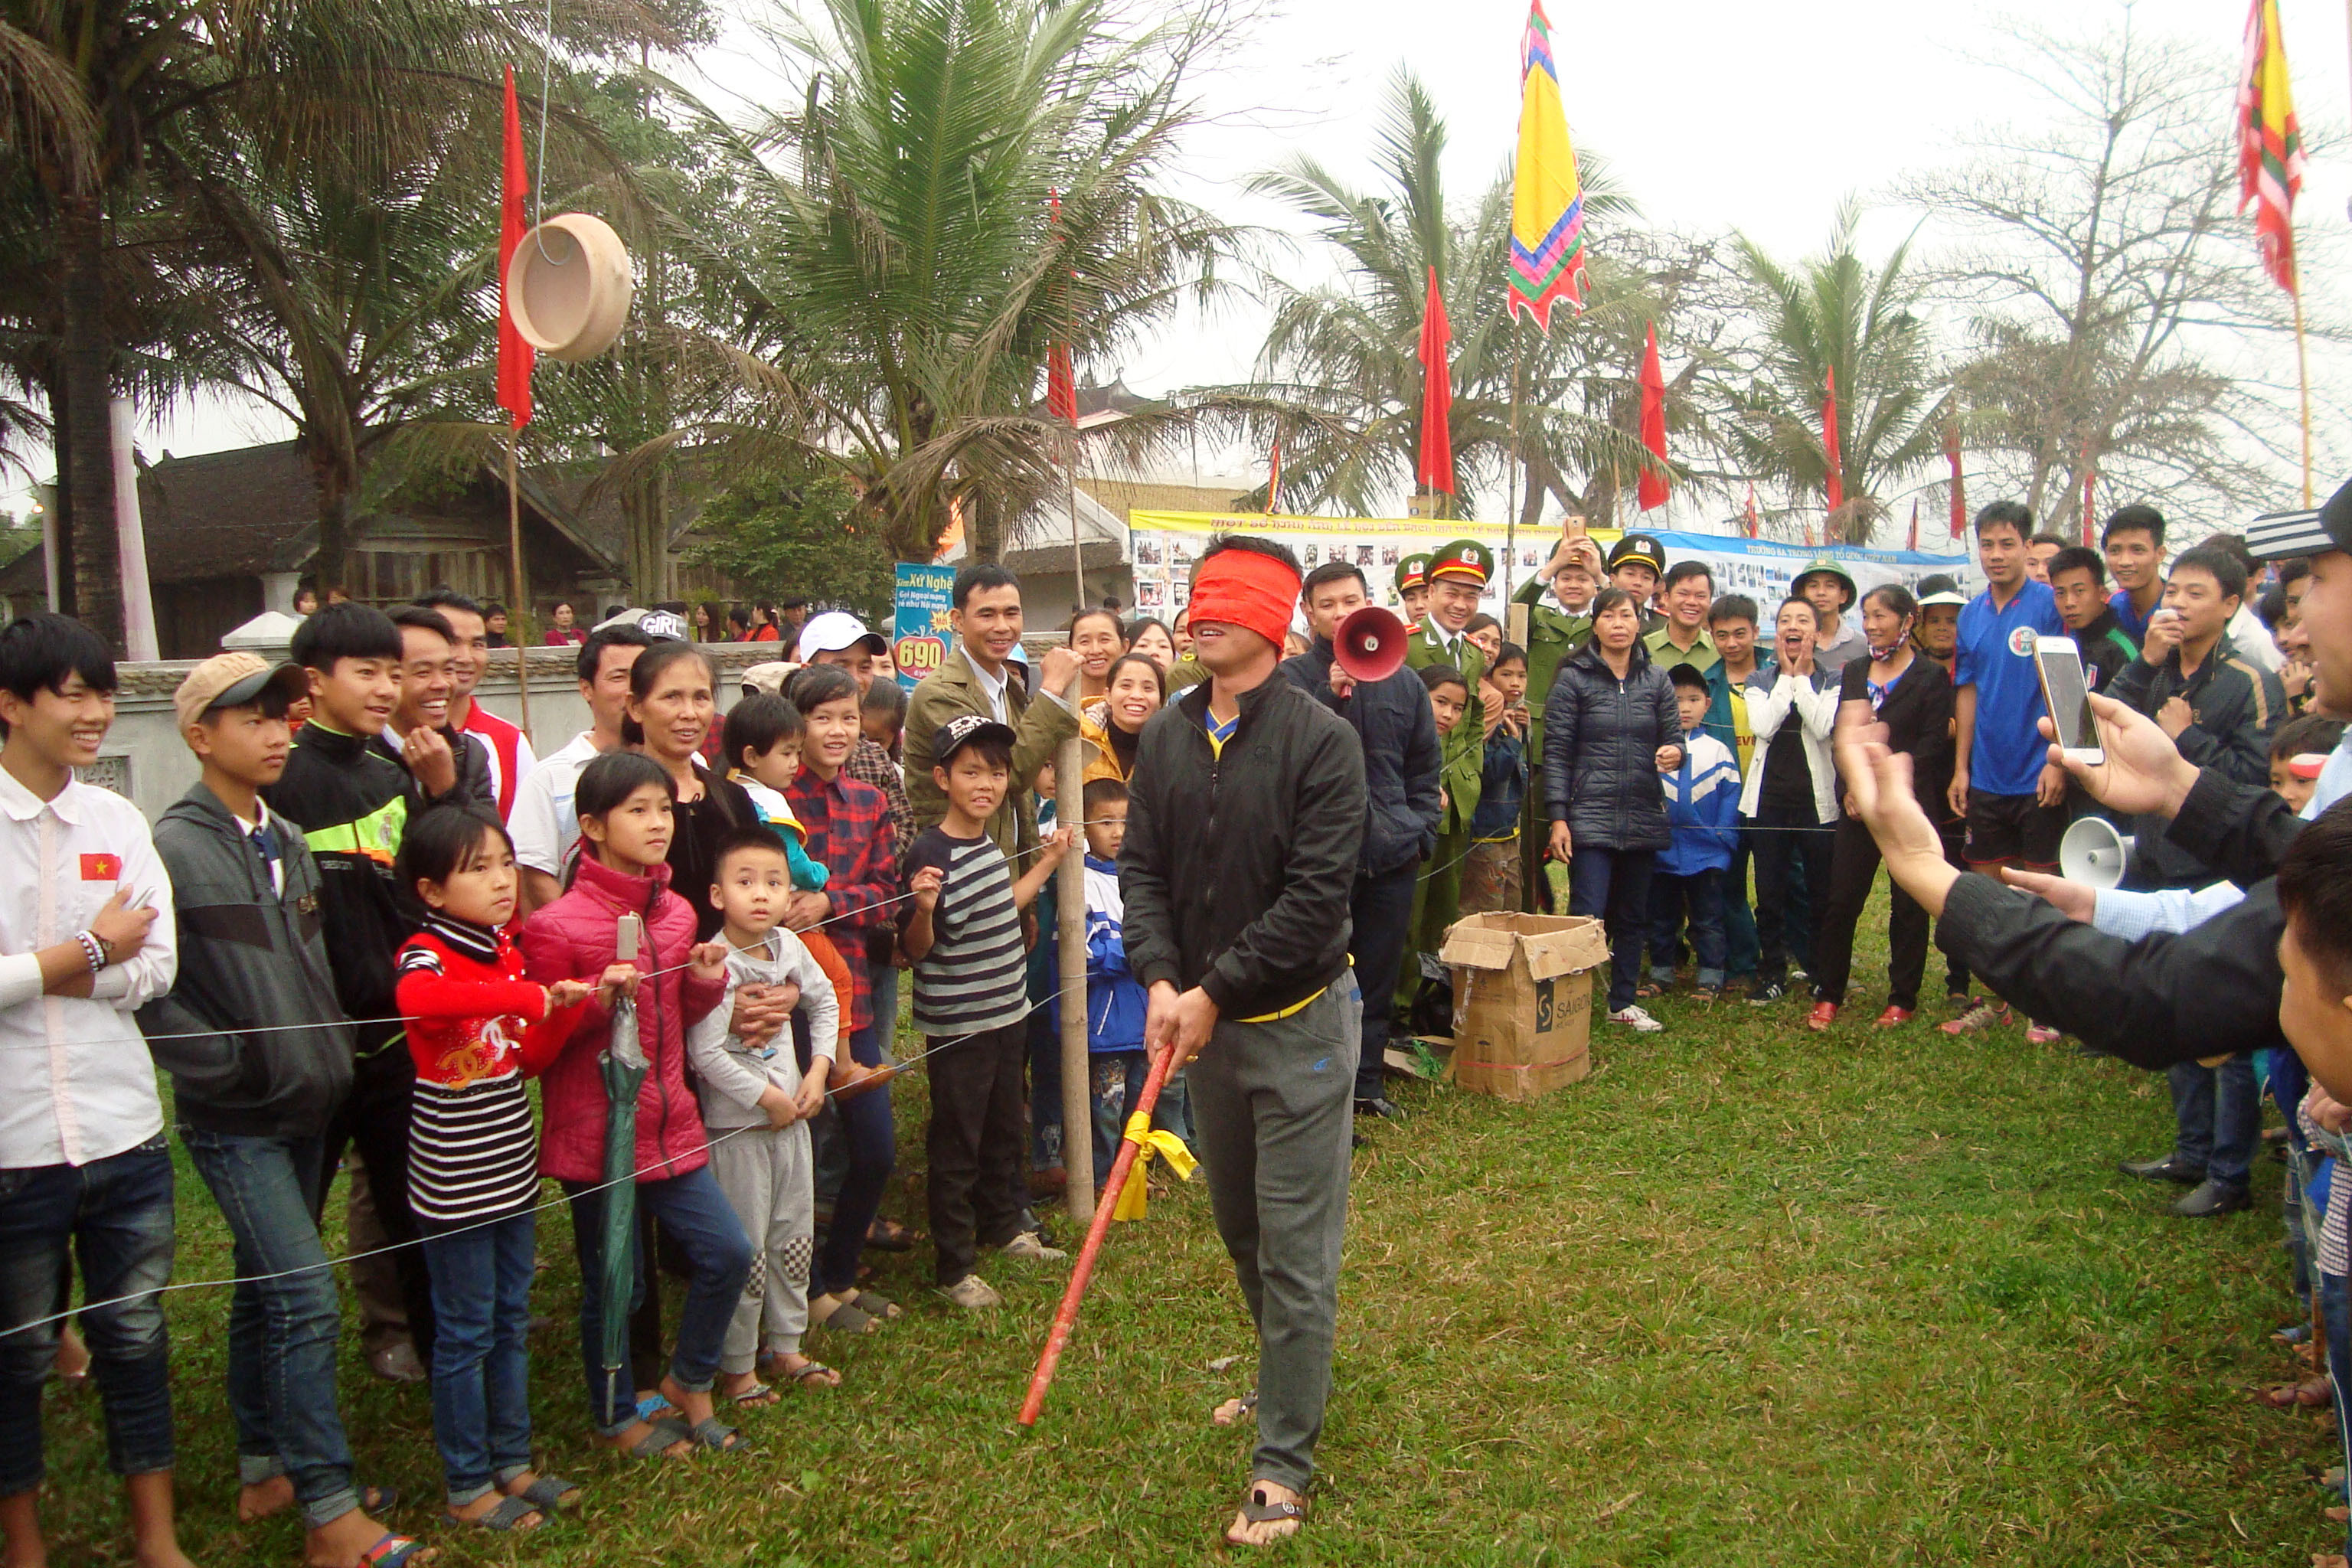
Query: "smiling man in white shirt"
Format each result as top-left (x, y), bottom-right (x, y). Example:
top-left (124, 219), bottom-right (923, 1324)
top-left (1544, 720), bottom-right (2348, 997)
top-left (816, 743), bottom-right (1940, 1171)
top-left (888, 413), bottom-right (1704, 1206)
top-left (0, 615), bottom-right (188, 1568)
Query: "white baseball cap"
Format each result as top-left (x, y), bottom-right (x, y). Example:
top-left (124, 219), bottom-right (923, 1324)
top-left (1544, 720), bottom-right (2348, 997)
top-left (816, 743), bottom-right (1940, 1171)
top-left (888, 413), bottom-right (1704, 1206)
top-left (796, 611), bottom-right (887, 663)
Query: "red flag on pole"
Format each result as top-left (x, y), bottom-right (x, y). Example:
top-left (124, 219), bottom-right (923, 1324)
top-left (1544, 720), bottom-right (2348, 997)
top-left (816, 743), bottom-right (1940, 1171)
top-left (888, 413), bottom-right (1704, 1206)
top-left (1044, 343), bottom-right (1076, 424)
top-left (1906, 498), bottom-right (1919, 552)
top-left (1821, 368), bottom-right (1844, 511)
top-left (1945, 420), bottom-right (1965, 539)
top-left (1416, 266), bottom-right (1454, 496)
top-left (497, 66), bottom-right (534, 430)
top-left (1743, 482), bottom-right (1760, 539)
top-left (1636, 322), bottom-right (1669, 511)
top-left (1267, 436), bottom-right (1282, 514)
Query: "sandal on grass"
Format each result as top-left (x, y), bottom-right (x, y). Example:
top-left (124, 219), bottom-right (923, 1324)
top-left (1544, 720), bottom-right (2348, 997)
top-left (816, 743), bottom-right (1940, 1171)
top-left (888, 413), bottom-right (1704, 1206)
top-left (621, 1416), bottom-right (693, 1460)
top-left (358, 1534), bottom-right (436, 1566)
top-left (844, 1289), bottom-right (900, 1320)
top-left (864, 1217), bottom-right (914, 1253)
top-left (690, 1416), bottom-right (745, 1452)
top-left (633, 1393), bottom-right (680, 1424)
top-left (1226, 1484), bottom-right (1305, 1546)
top-left (810, 1296), bottom-right (879, 1334)
top-left (784, 1358), bottom-right (840, 1387)
top-left (1210, 1391), bottom-right (1257, 1427)
top-left (727, 1381), bottom-right (779, 1407)
top-left (510, 1476), bottom-right (581, 1513)
top-left (446, 1495), bottom-right (542, 1533)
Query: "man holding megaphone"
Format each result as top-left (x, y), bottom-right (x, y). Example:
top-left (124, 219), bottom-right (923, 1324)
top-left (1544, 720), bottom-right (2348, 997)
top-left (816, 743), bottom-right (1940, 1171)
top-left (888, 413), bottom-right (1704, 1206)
top-left (1282, 564), bottom-right (1443, 1121)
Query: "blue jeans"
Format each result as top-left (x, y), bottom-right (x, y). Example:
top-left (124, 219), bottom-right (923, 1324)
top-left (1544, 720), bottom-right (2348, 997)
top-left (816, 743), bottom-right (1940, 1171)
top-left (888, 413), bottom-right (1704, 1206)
top-left (1645, 869), bottom-right (1726, 987)
top-left (564, 1165), bottom-right (752, 1434)
top-left (0, 1138), bottom-right (175, 1494)
top-left (2168, 1050), bottom-right (2259, 1190)
top-left (181, 1128), bottom-right (358, 1529)
top-left (423, 1214), bottom-right (536, 1506)
top-left (2325, 1267), bottom-right (2352, 1557)
top-left (1723, 839), bottom-right (1759, 980)
top-left (815, 1024), bottom-right (894, 1298)
top-left (1567, 847), bottom-right (1657, 1014)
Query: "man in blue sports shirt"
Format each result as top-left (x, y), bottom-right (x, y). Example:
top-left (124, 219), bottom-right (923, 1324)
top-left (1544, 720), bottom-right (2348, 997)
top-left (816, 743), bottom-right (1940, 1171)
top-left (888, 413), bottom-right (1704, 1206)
top-left (1944, 500), bottom-right (2069, 1044)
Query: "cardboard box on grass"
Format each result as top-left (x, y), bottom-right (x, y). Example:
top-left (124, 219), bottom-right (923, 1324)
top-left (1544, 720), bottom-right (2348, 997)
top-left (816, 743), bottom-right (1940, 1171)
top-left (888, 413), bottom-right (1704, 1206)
top-left (1439, 912), bottom-right (1610, 1101)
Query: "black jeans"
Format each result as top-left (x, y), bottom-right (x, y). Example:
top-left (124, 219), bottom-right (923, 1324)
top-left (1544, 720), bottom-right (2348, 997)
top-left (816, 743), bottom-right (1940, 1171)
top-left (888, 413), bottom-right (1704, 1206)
top-left (1747, 806), bottom-right (1834, 990)
top-left (924, 1021), bottom-right (1029, 1285)
top-left (1810, 815), bottom-right (1931, 1009)
top-left (1567, 846), bottom-right (1657, 1013)
top-left (1349, 860), bottom-right (1419, 1102)
top-left (1936, 818), bottom-right (1971, 998)
top-left (318, 1044), bottom-right (435, 1363)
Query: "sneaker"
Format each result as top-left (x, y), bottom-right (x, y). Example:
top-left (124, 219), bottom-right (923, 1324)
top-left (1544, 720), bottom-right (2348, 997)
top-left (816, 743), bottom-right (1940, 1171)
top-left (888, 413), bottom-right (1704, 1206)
top-left (1939, 998), bottom-right (2007, 1036)
top-left (2024, 1021), bottom-right (2062, 1046)
top-left (1805, 1001), bottom-right (1838, 1031)
top-left (1873, 1005), bottom-right (1914, 1028)
top-left (1001, 1231), bottom-right (1067, 1263)
top-left (939, 1275), bottom-right (1004, 1310)
top-left (1608, 1004), bottom-right (1664, 1033)
top-left (1746, 982), bottom-right (1785, 1005)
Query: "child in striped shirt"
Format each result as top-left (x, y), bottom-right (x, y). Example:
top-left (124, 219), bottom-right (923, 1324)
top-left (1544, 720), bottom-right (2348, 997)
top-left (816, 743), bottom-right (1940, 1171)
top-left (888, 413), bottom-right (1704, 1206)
top-left (394, 805), bottom-right (599, 1533)
top-left (901, 714), bottom-right (1073, 1309)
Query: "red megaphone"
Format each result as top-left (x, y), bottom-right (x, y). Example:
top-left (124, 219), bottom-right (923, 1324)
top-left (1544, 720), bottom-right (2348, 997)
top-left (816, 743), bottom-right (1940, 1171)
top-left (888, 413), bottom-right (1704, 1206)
top-left (1334, 605), bottom-right (1410, 683)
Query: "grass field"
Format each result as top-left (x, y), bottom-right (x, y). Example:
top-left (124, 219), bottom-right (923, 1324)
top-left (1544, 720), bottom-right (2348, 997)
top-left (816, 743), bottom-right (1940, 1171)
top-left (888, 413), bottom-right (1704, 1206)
top-left (27, 905), bottom-right (2347, 1566)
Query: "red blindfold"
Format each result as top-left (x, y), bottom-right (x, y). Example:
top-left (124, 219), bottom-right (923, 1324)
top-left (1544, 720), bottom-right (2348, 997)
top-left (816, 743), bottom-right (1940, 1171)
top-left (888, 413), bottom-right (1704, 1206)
top-left (1188, 549), bottom-right (1300, 654)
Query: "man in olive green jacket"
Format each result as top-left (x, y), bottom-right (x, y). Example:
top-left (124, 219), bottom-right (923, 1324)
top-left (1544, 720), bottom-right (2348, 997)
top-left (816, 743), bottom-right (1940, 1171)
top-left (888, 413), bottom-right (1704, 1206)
top-left (903, 564), bottom-right (1082, 870)
top-left (1511, 529), bottom-right (1601, 910)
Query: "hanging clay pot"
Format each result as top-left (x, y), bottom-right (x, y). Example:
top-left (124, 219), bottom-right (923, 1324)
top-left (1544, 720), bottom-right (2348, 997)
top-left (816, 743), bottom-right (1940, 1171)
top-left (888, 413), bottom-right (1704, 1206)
top-left (505, 213), bottom-right (634, 362)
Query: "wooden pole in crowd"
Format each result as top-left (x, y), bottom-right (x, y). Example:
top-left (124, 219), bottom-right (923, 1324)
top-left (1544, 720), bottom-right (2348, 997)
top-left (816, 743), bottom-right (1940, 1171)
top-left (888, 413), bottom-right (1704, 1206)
top-left (2293, 246), bottom-right (2314, 508)
top-left (507, 430), bottom-right (534, 742)
top-left (1058, 423), bottom-right (1095, 1222)
top-left (1503, 322), bottom-right (1523, 603)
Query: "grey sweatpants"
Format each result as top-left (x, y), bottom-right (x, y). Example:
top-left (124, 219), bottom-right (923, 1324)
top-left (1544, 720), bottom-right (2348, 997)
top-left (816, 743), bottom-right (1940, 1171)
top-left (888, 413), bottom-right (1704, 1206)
top-left (1185, 975), bottom-right (1360, 1494)
top-left (704, 1121), bottom-right (815, 1374)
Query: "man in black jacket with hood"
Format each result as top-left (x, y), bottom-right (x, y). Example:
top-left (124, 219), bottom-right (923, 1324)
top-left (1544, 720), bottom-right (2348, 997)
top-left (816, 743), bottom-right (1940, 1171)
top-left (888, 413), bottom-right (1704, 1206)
top-left (1125, 534), bottom-right (1365, 1549)
top-left (1283, 560), bottom-right (1442, 1121)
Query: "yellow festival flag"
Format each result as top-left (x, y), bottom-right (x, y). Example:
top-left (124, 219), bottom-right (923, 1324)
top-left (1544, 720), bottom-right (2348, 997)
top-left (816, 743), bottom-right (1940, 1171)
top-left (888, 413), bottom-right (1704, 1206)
top-left (1508, 0), bottom-right (1586, 328)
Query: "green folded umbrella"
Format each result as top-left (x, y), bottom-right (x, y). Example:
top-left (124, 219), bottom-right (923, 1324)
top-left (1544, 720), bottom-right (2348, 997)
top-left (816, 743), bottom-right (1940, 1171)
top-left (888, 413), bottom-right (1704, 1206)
top-left (596, 994), bottom-right (647, 1417)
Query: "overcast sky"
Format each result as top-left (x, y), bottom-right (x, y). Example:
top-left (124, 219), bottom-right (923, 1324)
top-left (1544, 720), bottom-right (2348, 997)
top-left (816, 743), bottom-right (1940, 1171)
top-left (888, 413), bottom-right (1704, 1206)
top-left (31, 0), bottom-right (2350, 531)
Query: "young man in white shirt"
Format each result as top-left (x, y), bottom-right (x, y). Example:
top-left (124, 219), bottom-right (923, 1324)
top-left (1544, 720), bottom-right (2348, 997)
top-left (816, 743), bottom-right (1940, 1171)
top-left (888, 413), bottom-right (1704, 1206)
top-left (416, 590), bottom-right (537, 818)
top-left (510, 622), bottom-right (654, 915)
top-left (0, 615), bottom-right (188, 1568)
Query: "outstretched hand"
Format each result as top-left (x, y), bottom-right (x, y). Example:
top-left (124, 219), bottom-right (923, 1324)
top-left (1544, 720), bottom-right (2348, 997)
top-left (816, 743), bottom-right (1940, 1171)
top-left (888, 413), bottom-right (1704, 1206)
top-left (1999, 867), bottom-right (2098, 925)
top-left (1834, 714), bottom-right (1958, 916)
top-left (2040, 693), bottom-right (2200, 820)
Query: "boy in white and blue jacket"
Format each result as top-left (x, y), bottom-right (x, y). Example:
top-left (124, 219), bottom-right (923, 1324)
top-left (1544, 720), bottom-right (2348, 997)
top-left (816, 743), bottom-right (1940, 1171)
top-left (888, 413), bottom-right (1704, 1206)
top-left (1645, 663), bottom-right (1743, 997)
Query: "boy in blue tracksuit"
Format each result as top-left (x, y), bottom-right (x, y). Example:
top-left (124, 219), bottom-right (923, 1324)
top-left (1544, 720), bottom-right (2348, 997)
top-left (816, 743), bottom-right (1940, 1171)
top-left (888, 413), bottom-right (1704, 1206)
top-left (1050, 776), bottom-right (1181, 1188)
top-left (1646, 663), bottom-right (1743, 998)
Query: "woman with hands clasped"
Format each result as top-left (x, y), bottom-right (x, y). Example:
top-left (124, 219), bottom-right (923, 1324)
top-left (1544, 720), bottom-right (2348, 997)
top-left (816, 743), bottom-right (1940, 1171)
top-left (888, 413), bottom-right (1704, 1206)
top-left (1738, 598), bottom-right (1842, 1006)
top-left (1542, 586), bottom-right (1683, 1033)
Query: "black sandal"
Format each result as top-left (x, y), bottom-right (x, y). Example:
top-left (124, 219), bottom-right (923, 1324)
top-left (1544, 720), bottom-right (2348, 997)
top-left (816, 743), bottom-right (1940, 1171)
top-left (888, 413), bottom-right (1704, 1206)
top-left (1228, 1484), bottom-right (1306, 1545)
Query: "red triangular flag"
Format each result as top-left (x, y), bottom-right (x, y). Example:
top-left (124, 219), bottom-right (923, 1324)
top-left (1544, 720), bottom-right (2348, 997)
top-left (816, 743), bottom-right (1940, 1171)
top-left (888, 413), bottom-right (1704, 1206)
top-left (497, 66), bottom-right (534, 431)
top-left (1637, 322), bottom-right (1669, 511)
top-left (1743, 482), bottom-right (1760, 539)
top-left (1907, 498), bottom-right (1919, 553)
top-left (1045, 342), bottom-right (1076, 424)
top-left (1945, 420), bottom-right (1965, 539)
top-left (1821, 367), bottom-right (1844, 511)
top-left (1416, 266), bottom-right (1454, 495)
top-left (1268, 436), bottom-right (1282, 514)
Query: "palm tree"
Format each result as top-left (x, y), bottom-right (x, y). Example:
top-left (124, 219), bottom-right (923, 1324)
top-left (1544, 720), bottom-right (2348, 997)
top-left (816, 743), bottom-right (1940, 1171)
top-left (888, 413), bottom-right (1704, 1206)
top-left (1, 0), bottom-right (516, 643)
top-left (639, 0), bottom-right (1240, 564)
top-left (1728, 202), bottom-right (1950, 545)
top-left (1197, 69), bottom-right (1717, 528)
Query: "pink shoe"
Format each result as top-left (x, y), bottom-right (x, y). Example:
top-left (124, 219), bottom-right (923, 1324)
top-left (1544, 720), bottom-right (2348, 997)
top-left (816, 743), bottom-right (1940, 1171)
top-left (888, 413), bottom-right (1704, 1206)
top-left (2025, 1022), bottom-right (2062, 1046)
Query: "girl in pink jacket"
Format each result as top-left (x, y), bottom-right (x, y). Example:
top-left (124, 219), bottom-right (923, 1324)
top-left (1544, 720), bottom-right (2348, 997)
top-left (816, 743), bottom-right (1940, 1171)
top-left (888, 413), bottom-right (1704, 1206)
top-left (519, 752), bottom-right (754, 1460)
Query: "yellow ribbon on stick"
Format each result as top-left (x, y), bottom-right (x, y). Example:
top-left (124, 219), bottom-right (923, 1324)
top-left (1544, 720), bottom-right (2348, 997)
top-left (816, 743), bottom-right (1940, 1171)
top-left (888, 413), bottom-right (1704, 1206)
top-left (1109, 1112), bottom-right (1196, 1221)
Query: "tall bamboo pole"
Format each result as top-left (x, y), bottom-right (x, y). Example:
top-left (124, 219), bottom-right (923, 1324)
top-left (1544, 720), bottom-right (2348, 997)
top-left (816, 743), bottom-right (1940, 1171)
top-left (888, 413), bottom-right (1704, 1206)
top-left (2293, 247), bottom-right (2314, 508)
top-left (1058, 424), bottom-right (1093, 1223)
top-left (507, 431), bottom-right (534, 742)
top-left (1503, 319), bottom-right (1523, 603)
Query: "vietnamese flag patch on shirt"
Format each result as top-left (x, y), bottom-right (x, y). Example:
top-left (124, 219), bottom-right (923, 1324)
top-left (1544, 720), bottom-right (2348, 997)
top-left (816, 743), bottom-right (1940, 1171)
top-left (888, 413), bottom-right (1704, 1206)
top-left (80, 853), bottom-right (120, 881)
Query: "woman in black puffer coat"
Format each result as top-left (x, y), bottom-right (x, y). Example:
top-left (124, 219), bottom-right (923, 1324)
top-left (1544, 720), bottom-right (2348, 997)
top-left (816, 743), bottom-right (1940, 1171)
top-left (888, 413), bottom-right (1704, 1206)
top-left (1542, 587), bottom-right (1684, 1027)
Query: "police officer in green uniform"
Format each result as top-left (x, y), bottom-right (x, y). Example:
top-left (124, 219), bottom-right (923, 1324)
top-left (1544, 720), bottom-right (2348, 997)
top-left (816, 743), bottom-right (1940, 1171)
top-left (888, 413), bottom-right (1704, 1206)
top-left (1395, 551), bottom-right (1433, 629)
top-left (1511, 526), bottom-right (1602, 910)
top-left (1607, 533), bottom-right (1670, 633)
top-left (1397, 537), bottom-right (1491, 1017)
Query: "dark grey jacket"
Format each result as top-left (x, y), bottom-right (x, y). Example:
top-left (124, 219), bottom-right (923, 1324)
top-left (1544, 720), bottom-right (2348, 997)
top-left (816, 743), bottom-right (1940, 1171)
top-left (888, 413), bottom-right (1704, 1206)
top-left (1542, 641), bottom-right (1680, 851)
top-left (1122, 673), bottom-right (1367, 1018)
top-left (138, 783), bottom-right (353, 1137)
top-left (1282, 639), bottom-right (1443, 876)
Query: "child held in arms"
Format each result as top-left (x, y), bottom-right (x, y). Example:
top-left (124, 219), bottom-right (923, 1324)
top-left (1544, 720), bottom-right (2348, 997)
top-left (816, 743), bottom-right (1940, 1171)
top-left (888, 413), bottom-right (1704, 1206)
top-left (1460, 645), bottom-right (1530, 915)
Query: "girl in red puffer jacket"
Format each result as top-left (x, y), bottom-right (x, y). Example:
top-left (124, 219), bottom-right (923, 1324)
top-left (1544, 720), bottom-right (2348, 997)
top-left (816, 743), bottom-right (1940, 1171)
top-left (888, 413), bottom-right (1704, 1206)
top-left (519, 752), bottom-right (755, 1461)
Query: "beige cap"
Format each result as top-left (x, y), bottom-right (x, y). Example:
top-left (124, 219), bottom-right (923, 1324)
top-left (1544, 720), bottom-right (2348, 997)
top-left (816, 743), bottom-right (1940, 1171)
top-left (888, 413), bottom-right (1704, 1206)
top-left (173, 653), bottom-right (308, 733)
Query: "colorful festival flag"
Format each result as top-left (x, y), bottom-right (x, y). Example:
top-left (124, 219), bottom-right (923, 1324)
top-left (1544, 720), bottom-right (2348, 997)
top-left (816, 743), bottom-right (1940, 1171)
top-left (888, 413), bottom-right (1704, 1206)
top-left (1821, 368), bottom-right (1844, 511)
top-left (1637, 322), bottom-right (1669, 511)
top-left (2236, 0), bottom-right (2307, 294)
top-left (1507, 1), bottom-right (1586, 328)
top-left (1417, 266), bottom-right (1455, 496)
top-left (496, 66), bottom-right (534, 430)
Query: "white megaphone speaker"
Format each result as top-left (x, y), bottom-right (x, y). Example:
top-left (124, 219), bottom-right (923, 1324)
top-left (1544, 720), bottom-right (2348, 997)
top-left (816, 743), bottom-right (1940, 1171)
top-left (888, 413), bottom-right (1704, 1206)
top-left (505, 214), bottom-right (635, 363)
top-left (1334, 605), bottom-right (1410, 683)
top-left (2058, 815), bottom-right (2135, 891)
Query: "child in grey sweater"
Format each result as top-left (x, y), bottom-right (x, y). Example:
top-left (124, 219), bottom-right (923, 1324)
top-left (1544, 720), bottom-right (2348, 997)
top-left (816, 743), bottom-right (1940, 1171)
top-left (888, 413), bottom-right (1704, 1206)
top-left (687, 831), bottom-right (843, 1398)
